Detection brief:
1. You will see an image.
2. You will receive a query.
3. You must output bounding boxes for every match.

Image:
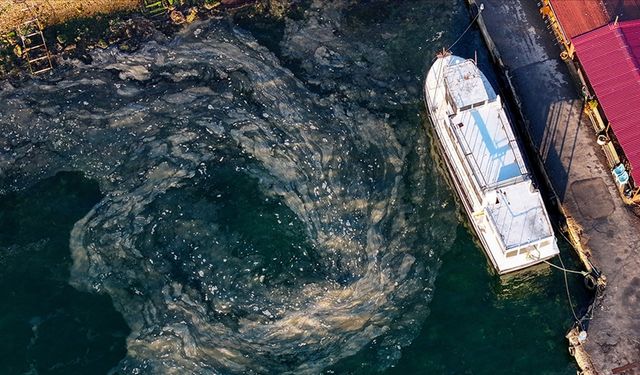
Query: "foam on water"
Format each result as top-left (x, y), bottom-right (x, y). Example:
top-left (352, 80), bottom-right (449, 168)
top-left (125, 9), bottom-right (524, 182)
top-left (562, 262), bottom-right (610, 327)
top-left (61, 22), bottom-right (453, 374)
top-left (1, 4), bottom-right (459, 371)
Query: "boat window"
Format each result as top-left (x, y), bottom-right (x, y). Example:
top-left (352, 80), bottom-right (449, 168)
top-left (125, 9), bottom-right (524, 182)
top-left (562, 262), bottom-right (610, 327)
top-left (459, 101), bottom-right (485, 112)
top-left (506, 250), bottom-right (518, 258)
top-left (519, 246), bottom-right (533, 255)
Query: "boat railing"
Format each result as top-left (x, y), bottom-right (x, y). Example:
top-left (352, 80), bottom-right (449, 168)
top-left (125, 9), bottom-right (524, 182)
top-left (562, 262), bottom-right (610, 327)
top-left (487, 203), bottom-right (550, 252)
top-left (449, 106), bottom-right (530, 193)
top-left (443, 121), bottom-right (486, 204)
top-left (447, 118), bottom-right (490, 190)
top-left (483, 208), bottom-right (508, 253)
top-left (512, 206), bottom-right (541, 249)
top-left (506, 233), bottom-right (550, 251)
top-left (486, 174), bottom-right (528, 191)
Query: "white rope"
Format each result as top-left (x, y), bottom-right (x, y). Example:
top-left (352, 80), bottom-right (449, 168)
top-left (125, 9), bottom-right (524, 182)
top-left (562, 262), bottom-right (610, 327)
top-left (557, 254), bottom-right (583, 329)
top-left (542, 259), bottom-right (588, 276)
top-left (447, 3), bottom-right (483, 53)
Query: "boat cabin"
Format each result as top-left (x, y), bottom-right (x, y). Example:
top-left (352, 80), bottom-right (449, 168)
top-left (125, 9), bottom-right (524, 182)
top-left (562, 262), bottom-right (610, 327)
top-left (442, 60), bottom-right (528, 199)
top-left (444, 60), bottom-right (496, 113)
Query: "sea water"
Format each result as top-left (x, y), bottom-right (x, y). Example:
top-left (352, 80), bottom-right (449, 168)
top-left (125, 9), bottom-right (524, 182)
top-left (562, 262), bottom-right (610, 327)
top-left (0, 1), bottom-right (590, 374)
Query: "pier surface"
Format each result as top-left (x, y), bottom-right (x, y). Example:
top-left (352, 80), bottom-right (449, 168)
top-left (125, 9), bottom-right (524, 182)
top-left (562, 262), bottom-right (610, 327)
top-left (471, 0), bottom-right (640, 372)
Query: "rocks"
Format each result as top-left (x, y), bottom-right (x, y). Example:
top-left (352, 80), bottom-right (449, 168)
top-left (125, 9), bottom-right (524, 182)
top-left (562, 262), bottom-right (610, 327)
top-left (313, 46), bottom-right (345, 68)
top-left (170, 10), bottom-right (187, 25)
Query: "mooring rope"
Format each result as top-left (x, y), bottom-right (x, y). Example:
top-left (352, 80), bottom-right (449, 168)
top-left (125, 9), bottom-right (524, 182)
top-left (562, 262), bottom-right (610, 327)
top-left (542, 259), bottom-right (588, 276)
top-left (446, 3), bottom-right (484, 53)
top-left (557, 253), bottom-right (583, 329)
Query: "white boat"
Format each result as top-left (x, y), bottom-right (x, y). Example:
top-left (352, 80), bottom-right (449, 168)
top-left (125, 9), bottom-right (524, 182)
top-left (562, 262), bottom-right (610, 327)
top-left (424, 53), bottom-right (559, 274)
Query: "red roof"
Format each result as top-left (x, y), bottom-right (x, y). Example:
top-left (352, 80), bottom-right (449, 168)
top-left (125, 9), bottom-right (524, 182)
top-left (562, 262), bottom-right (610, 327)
top-left (549, 0), bottom-right (609, 39)
top-left (573, 20), bottom-right (640, 182)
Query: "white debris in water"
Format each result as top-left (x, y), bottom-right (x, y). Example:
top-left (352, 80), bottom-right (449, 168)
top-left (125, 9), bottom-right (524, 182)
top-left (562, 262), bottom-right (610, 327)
top-left (430, 31), bottom-right (444, 42)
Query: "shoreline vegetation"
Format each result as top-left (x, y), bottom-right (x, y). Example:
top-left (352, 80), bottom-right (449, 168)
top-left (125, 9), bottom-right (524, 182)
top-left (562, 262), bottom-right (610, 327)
top-left (0, 0), bottom-right (293, 79)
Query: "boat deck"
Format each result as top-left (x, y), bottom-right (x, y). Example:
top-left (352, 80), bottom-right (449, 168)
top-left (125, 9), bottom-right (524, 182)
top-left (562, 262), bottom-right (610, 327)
top-left (486, 182), bottom-right (553, 249)
top-left (450, 103), bottom-right (527, 190)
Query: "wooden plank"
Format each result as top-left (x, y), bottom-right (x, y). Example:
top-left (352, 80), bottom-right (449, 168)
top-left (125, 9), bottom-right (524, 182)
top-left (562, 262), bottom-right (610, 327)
top-left (31, 67), bottom-right (52, 74)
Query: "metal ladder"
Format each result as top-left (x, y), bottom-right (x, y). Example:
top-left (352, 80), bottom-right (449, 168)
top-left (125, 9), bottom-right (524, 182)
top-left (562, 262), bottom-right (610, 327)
top-left (15, 1), bottom-right (52, 75)
top-left (141, 0), bottom-right (169, 18)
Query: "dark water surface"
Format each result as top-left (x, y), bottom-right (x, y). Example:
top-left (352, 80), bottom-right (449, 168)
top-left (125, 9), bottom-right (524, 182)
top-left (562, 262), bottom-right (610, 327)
top-left (0, 173), bottom-right (129, 374)
top-left (386, 235), bottom-right (587, 374)
top-left (0, 0), bottom-right (591, 374)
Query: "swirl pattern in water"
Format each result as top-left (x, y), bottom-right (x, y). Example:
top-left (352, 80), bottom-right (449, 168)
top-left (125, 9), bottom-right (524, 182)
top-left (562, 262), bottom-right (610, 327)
top-left (1, 11), bottom-right (457, 374)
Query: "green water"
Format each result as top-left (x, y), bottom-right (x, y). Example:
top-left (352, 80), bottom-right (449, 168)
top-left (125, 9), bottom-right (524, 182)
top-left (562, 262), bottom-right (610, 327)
top-left (0, 172), bottom-right (589, 374)
top-left (385, 229), bottom-right (588, 374)
top-left (322, 220), bottom-right (589, 375)
top-left (0, 173), bottom-right (129, 374)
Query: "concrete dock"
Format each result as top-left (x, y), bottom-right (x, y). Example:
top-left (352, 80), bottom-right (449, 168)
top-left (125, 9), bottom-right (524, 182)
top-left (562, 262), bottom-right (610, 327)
top-left (468, 0), bottom-right (640, 373)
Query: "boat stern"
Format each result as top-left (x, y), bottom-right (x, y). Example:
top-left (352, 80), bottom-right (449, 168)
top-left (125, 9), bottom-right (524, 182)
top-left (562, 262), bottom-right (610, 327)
top-left (493, 236), bottom-right (560, 275)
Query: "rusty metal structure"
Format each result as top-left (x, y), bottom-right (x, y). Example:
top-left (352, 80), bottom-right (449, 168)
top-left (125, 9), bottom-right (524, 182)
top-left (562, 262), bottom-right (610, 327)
top-left (14, 0), bottom-right (53, 75)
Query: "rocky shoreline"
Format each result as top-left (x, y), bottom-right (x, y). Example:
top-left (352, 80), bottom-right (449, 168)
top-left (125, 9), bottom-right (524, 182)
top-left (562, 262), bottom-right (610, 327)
top-left (0, 0), bottom-right (295, 80)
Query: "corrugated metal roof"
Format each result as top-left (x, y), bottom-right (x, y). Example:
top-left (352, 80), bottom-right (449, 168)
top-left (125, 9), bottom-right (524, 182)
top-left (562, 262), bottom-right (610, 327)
top-left (548, 0), bottom-right (640, 39)
top-left (573, 20), bottom-right (640, 183)
top-left (549, 0), bottom-right (609, 39)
